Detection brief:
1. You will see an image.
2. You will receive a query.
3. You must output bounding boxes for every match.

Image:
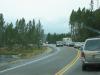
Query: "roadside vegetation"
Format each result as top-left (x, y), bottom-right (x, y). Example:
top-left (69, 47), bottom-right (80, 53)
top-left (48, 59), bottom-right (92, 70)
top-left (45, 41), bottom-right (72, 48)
top-left (70, 8), bottom-right (100, 42)
top-left (0, 13), bottom-right (45, 56)
top-left (0, 47), bottom-right (47, 58)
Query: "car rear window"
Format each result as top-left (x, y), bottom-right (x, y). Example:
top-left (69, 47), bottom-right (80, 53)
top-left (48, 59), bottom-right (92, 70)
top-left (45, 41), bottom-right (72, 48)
top-left (84, 39), bottom-right (100, 51)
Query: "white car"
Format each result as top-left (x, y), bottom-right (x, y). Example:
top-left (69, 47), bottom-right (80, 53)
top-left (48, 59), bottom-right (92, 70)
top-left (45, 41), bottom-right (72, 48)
top-left (56, 41), bottom-right (63, 47)
top-left (81, 38), bottom-right (100, 71)
top-left (74, 42), bottom-right (84, 48)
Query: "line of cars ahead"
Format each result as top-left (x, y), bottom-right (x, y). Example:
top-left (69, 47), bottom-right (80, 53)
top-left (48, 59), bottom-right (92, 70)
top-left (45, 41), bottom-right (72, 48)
top-left (56, 37), bottom-right (100, 71)
top-left (56, 41), bottom-right (83, 48)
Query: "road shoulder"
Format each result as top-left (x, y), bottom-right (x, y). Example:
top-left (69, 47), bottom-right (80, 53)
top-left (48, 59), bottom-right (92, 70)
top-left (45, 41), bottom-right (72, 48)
top-left (0, 46), bottom-right (54, 71)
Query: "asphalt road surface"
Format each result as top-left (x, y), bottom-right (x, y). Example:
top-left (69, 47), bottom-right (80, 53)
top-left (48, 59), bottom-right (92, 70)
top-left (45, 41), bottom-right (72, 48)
top-left (0, 45), bottom-right (78, 75)
top-left (64, 54), bottom-right (100, 75)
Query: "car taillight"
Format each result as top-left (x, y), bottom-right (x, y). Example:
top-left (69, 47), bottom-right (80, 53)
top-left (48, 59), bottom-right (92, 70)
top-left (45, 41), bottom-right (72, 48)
top-left (81, 52), bottom-right (85, 57)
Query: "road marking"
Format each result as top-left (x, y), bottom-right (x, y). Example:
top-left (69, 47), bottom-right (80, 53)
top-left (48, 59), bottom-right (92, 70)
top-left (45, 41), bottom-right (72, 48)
top-left (0, 47), bottom-right (60, 74)
top-left (55, 50), bottom-right (80, 75)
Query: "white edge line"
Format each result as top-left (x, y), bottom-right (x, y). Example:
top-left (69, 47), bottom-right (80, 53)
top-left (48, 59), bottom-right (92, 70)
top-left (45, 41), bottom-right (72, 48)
top-left (0, 47), bottom-right (60, 73)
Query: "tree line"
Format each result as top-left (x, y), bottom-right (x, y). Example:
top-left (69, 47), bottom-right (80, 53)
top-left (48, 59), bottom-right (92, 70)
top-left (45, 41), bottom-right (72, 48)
top-left (70, 8), bottom-right (100, 42)
top-left (46, 33), bottom-right (71, 43)
top-left (0, 13), bottom-right (44, 50)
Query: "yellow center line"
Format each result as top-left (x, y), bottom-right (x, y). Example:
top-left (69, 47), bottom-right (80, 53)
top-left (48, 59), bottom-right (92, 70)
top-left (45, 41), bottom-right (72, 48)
top-left (55, 50), bottom-right (80, 75)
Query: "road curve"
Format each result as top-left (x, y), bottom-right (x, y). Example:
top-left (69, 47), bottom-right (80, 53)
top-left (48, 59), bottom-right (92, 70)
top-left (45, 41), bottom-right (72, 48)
top-left (0, 45), bottom-right (78, 75)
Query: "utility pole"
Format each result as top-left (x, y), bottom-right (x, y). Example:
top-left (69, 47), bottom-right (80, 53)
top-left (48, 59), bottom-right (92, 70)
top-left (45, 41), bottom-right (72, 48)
top-left (90, 0), bottom-right (99, 10)
top-left (90, 0), bottom-right (94, 11)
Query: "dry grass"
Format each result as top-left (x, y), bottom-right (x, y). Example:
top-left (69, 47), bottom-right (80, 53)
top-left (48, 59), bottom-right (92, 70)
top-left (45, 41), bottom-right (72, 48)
top-left (0, 47), bottom-right (47, 58)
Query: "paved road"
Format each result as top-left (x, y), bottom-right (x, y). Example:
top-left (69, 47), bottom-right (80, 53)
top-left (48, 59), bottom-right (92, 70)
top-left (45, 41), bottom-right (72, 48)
top-left (64, 53), bottom-right (100, 75)
top-left (0, 45), bottom-right (77, 75)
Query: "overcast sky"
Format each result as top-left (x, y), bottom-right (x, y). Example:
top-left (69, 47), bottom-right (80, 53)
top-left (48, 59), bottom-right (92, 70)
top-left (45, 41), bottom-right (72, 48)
top-left (0, 0), bottom-right (97, 34)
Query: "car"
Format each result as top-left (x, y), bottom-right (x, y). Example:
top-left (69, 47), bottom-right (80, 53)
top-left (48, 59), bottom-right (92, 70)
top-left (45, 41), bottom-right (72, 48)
top-left (74, 43), bottom-right (80, 48)
top-left (68, 42), bottom-right (75, 47)
top-left (56, 41), bottom-right (63, 47)
top-left (74, 42), bottom-right (84, 49)
top-left (81, 38), bottom-right (100, 71)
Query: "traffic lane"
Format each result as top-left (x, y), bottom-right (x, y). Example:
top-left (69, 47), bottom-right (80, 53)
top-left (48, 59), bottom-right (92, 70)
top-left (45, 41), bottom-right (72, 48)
top-left (0, 46), bottom-right (78, 75)
top-left (64, 59), bottom-right (100, 75)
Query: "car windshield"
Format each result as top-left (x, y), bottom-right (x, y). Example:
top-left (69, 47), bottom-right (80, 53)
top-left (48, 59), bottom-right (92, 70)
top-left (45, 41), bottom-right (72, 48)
top-left (84, 39), bottom-right (100, 51)
top-left (57, 41), bottom-right (62, 43)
